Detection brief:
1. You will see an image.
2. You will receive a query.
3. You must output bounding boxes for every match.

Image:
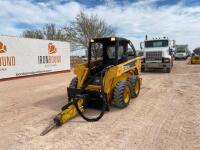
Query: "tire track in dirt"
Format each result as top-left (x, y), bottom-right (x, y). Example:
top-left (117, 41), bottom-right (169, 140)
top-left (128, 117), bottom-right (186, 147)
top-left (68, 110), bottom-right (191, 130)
top-left (154, 71), bottom-right (200, 150)
top-left (176, 74), bottom-right (200, 150)
top-left (77, 75), bottom-right (169, 150)
top-left (138, 76), bottom-right (180, 150)
top-left (1, 61), bottom-right (200, 150)
top-left (36, 74), bottom-right (167, 150)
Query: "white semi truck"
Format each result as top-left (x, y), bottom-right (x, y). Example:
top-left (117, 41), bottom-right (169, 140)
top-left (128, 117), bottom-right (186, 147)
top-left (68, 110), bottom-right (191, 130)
top-left (174, 45), bottom-right (190, 60)
top-left (140, 36), bottom-right (175, 73)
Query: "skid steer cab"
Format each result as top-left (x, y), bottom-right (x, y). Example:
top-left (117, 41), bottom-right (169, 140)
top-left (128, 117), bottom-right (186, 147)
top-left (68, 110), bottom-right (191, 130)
top-left (41, 37), bottom-right (142, 136)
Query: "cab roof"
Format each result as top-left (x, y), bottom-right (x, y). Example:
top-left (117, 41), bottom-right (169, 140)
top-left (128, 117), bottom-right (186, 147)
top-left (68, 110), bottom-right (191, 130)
top-left (193, 47), bottom-right (200, 55)
top-left (91, 37), bottom-right (130, 43)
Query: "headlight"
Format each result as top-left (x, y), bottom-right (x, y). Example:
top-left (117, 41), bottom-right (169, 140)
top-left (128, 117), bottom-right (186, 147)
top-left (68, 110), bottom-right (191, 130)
top-left (163, 58), bottom-right (170, 63)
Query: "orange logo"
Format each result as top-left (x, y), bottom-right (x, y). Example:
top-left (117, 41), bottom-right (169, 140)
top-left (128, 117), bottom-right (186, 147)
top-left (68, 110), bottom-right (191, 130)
top-left (48, 43), bottom-right (57, 54)
top-left (0, 41), bottom-right (7, 53)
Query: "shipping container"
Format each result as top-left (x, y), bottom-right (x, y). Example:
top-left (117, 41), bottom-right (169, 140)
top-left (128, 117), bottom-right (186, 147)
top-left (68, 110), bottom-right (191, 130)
top-left (0, 36), bottom-right (70, 79)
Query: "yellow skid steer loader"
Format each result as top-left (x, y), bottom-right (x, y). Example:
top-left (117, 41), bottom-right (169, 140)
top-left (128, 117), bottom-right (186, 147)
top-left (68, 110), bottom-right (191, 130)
top-left (41, 37), bottom-right (142, 136)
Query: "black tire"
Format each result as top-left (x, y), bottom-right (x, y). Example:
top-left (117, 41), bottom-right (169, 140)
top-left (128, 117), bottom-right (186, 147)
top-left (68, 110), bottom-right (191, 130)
top-left (141, 67), bottom-right (145, 72)
top-left (166, 67), bottom-right (171, 73)
top-left (129, 75), bottom-right (141, 98)
top-left (69, 77), bottom-right (78, 88)
top-left (113, 80), bottom-right (131, 108)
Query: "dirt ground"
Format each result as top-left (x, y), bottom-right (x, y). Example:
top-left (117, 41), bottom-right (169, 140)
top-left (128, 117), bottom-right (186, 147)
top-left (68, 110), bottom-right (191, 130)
top-left (0, 60), bottom-right (200, 150)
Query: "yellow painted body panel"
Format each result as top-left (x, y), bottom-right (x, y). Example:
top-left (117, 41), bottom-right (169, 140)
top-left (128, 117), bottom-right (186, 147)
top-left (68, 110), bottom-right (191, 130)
top-left (191, 56), bottom-right (200, 64)
top-left (86, 85), bottom-right (100, 91)
top-left (103, 57), bottom-right (141, 101)
top-left (74, 60), bottom-right (102, 88)
top-left (73, 57), bottom-right (142, 102)
top-left (74, 63), bottom-right (89, 88)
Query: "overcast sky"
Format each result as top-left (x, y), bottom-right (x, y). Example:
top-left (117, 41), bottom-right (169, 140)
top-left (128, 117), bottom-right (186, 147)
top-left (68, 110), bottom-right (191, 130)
top-left (0, 0), bottom-right (200, 50)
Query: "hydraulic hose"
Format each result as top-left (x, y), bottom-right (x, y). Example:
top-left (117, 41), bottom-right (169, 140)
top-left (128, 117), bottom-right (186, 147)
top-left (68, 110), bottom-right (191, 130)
top-left (74, 66), bottom-right (113, 122)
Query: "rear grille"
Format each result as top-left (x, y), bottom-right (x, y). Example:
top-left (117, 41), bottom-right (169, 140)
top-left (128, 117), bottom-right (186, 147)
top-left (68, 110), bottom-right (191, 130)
top-left (146, 51), bottom-right (162, 61)
top-left (176, 53), bottom-right (183, 56)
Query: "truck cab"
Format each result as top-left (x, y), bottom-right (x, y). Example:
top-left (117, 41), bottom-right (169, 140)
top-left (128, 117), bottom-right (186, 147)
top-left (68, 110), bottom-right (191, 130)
top-left (140, 37), bottom-right (175, 73)
top-left (175, 45), bottom-right (190, 60)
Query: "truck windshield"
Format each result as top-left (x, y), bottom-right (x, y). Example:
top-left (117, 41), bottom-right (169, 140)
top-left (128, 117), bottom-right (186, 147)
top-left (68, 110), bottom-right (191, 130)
top-left (176, 48), bottom-right (186, 53)
top-left (145, 40), bottom-right (168, 48)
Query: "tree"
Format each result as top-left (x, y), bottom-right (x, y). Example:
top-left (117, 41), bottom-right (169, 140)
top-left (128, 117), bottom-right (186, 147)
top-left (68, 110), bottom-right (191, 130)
top-left (22, 29), bottom-right (44, 39)
top-left (42, 24), bottom-right (66, 41)
top-left (64, 11), bottom-right (115, 51)
top-left (22, 24), bottom-right (66, 41)
top-left (22, 12), bottom-right (115, 58)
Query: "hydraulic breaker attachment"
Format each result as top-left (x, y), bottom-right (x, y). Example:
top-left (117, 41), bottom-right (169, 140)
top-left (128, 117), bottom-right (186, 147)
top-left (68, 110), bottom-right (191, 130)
top-left (40, 99), bottom-right (84, 136)
top-left (40, 67), bottom-right (108, 136)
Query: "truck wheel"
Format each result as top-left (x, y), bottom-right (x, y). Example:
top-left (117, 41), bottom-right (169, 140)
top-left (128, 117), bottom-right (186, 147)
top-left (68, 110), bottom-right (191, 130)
top-left (129, 76), bottom-right (140, 98)
top-left (113, 81), bottom-right (131, 108)
top-left (141, 67), bottom-right (145, 72)
top-left (166, 67), bottom-right (171, 73)
top-left (69, 77), bottom-right (78, 88)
